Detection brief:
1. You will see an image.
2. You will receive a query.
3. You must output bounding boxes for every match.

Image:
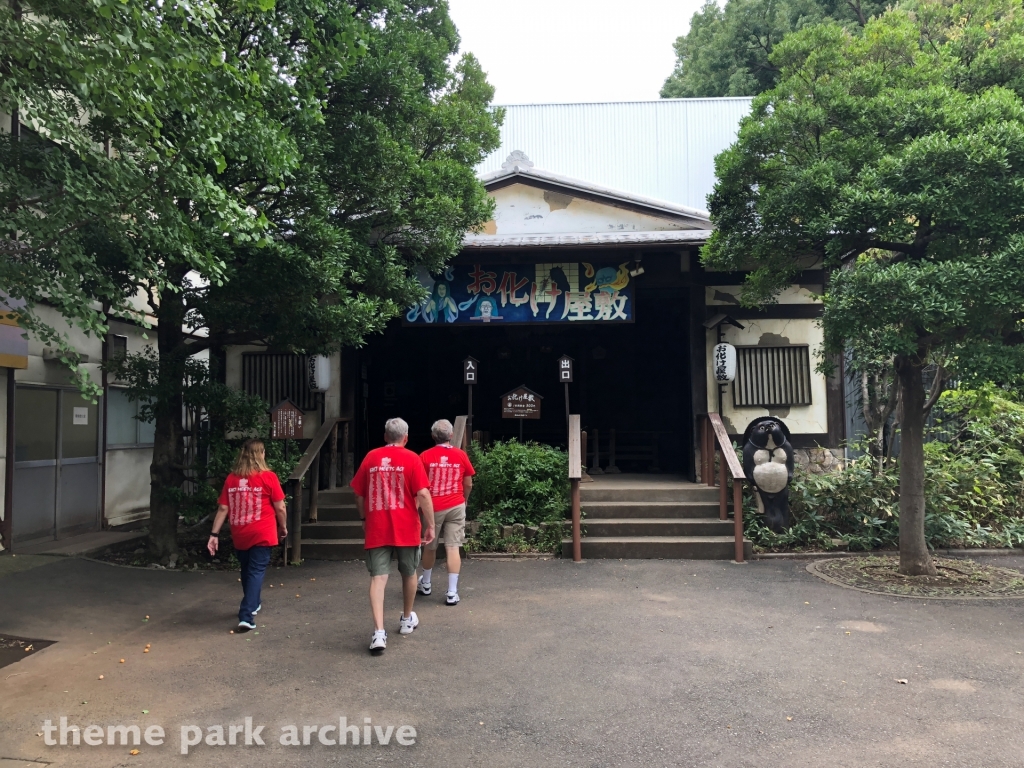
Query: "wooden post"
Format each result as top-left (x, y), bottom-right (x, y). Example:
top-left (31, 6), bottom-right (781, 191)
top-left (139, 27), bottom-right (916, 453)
top-left (706, 418), bottom-right (716, 488)
top-left (699, 416), bottom-right (707, 485)
top-left (342, 421), bottom-right (352, 484)
top-left (590, 427), bottom-right (603, 474)
top-left (467, 383), bottom-right (473, 445)
top-left (718, 442), bottom-right (727, 521)
top-left (568, 414), bottom-right (582, 563)
top-left (606, 429), bottom-right (620, 473)
top-left (290, 478), bottom-right (303, 565)
top-left (328, 421), bottom-right (338, 489)
top-left (564, 382), bottom-right (570, 426)
top-left (733, 478), bottom-right (745, 564)
top-left (308, 447), bottom-right (320, 523)
top-left (581, 430), bottom-right (588, 471)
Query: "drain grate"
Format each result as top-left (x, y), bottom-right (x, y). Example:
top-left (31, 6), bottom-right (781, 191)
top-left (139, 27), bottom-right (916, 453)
top-left (0, 635), bottom-right (56, 671)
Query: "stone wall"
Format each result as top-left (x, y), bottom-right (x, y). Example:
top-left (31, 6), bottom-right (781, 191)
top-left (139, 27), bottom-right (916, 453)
top-left (793, 447), bottom-right (845, 474)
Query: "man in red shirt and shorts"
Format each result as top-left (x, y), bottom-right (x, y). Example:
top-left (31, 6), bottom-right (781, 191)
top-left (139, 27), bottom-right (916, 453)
top-left (351, 417), bottom-right (435, 653)
top-left (418, 419), bottom-right (475, 606)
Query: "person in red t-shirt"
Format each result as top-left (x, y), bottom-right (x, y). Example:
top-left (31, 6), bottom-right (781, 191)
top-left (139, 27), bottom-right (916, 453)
top-left (350, 418), bottom-right (434, 652)
top-left (207, 440), bottom-right (287, 632)
top-left (418, 419), bottom-right (475, 606)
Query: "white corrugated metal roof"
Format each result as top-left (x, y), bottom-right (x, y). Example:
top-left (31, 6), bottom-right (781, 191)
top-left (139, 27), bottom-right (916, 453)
top-left (462, 230), bottom-right (713, 249)
top-left (478, 98), bottom-right (753, 212)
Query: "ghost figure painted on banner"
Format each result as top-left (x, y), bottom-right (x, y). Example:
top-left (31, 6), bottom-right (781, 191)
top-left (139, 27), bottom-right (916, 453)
top-left (471, 295), bottom-right (503, 322)
top-left (424, 280), bottom-right (459, 323)
top-left (584, 262), bottom-right (630, 295)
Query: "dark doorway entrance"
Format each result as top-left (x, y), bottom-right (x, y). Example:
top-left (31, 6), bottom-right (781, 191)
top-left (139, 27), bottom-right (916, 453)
top-left (357, 272), bottom-right (695, 476)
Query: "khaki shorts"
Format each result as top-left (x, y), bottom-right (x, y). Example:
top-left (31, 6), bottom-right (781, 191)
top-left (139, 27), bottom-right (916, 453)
top-left (364, 546), bottom-right (421, 577)
top-left (425, 504), bottom-right (466, 551)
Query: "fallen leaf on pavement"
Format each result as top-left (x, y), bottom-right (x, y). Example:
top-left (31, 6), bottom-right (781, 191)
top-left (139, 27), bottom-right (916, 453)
top-left (786, 717), bottom-right (793, 721)
top-left (130, 749), bottom-right (140, 755)
top-left (896, 679), bottom-right (908, 684)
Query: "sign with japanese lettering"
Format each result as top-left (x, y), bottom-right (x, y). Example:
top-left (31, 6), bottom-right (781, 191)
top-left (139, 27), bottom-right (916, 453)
top-left (270, 399), bottom-right (304, 439)
top-left (502, 386), bottom-right (542, 420)
top-left (558, 355), bottom-right (574, 383)
top-left (463, 356), bottom-right (479, 384)
top-left (713, 343), bottom-right (737, 383)
top-left (404, 262), bottom-right (634, 325)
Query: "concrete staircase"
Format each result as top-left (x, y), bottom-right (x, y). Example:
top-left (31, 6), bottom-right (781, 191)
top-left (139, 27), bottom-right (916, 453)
top-left (561, 476), bottom-right (753, 560)
top-left (301, 488), bottom-right (364, 560)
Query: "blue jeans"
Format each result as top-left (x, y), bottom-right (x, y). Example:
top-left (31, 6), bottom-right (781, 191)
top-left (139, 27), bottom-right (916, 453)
top-left (236, 546), bottom-right (271, 624)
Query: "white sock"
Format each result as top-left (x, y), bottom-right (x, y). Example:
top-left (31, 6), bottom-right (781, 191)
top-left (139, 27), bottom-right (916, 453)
top-left (448, 573), bottom-right (459, 594)
top-left (373, 629), bottom-right (386, 637)
top-left (421, 568), bottom-right (432, 585)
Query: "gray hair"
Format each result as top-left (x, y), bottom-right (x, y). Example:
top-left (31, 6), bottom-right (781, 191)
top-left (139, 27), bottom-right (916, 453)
top-left (384, 417), bottom-right (409, 444)
top-left (431, 419), bottom-right (454, 444)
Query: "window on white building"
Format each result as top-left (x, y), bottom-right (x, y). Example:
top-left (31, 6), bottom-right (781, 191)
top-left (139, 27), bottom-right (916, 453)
top-left (106, 388), bottom-right (155, 447)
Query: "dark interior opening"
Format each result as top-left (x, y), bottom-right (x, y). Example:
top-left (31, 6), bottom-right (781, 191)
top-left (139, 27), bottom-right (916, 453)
top-left (355, 256), bottom-right (695, 477)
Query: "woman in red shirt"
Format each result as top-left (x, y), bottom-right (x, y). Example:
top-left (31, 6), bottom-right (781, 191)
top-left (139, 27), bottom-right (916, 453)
top-left (207, 440), bottom-right (287, 632)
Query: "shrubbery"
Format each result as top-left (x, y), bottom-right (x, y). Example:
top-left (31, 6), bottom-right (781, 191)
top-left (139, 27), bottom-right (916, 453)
top-left (746, 386), bottom-right (1024, 551)
top-left (466, 440), bottom-right (570, 553)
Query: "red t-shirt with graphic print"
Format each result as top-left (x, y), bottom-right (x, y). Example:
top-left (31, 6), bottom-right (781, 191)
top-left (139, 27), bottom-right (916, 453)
top-left (350, 445), bottom-right (430, 549)
top-left (217, 471), bottom-right (285, 550)
top-left (419, 445), bottom-right (475, 511)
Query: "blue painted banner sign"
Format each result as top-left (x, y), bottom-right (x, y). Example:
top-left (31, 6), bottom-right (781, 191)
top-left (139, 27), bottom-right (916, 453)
top-left (404, 262), bottom-right (634, 325)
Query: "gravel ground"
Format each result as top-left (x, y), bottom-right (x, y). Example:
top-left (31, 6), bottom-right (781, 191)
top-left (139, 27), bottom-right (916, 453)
top-left (1, 554), bottom-right (1024, 767)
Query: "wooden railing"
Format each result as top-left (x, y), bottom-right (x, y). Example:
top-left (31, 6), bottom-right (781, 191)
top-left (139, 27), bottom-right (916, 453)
top-left (284, 416), bottom-right (352, 565)
top-left (568, 414), bottom-right (582, 562)
top-left (700, 413), bottom-right (747, 564)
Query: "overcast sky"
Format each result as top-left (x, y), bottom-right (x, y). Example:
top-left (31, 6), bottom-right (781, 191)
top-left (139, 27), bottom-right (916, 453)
top-left (447, 0), bottom-right (705, 105)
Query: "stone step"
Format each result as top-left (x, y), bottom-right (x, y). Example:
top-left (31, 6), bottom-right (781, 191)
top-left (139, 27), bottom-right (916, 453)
top-left (568, 518), bottom-right (735, 537)
top-left (580, 486), bottom-right (720, 503)
top-left (561, 536), bottom-right (752, 560)
top-left (301, 539), bottom-right (365, 560)
top-left (314, 504), bottom-right (360, 522)
top-left (302, 521), bottom-right (362, 539)
top-left (581, 501), bottom-right (724, 519)
top-left (316, 488), bottom-right (355, 504)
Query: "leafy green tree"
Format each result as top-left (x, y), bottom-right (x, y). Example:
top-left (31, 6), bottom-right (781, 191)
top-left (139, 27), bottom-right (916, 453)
top-left (703, 0), bottom-right (1024, 575)
top-left (104, 1), bottom-right (500, 560)
top-left (660, 0), bottom-right (884, 98)
top-left (0, 0), bottom-right (263, 395)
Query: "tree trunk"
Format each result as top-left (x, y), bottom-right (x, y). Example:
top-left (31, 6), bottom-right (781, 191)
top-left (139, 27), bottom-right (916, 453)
top-left (147, 265), bottom-right (190, 562)
top-left (895, 354), bottom-right (936, 576)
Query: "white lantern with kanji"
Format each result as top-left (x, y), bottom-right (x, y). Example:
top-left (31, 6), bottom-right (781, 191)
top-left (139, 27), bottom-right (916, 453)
top-left (712, 343), bottom-right (736, 383)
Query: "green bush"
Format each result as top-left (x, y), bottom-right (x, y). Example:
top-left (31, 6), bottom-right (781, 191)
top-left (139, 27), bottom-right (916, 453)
top-left (466, 440), bottom-right (570, 553)
top-left (744, 386), bottom-right (1024, 551)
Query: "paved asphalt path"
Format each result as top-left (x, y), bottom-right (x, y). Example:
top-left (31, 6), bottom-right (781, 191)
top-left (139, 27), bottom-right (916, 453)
top-left (2, 555), bottom-right (1024, 767)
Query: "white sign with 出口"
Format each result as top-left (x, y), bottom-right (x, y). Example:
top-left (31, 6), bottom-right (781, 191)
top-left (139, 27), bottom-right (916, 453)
top-left (73, 407), bottom-right (88, 425)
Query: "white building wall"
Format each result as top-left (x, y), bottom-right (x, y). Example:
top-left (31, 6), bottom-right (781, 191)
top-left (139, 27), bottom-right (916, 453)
top-left (705, 285), bottom-right (829, 436)
top-left (486, 183), bottom-right (697, 235)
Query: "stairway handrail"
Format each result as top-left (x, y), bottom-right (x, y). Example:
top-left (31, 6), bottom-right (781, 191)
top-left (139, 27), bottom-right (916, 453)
top-left (702, 413), bottom-right (747, 564)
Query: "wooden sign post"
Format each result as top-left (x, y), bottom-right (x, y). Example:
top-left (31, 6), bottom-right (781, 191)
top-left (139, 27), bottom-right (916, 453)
top-left (463, 357), bottom-right (478, 444)
top-left (558, 355), bottom-right (574, 426)
top-left (502, 385), bottom-right (542, 442)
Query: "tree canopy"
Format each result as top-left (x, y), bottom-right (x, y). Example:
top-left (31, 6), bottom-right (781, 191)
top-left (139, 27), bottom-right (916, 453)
top-left (3, 0), bottom-right (501, 559)
top-left (660, 0), bottom-right (885, 98)
top-left (703, 0), bottom-right (1024, 574)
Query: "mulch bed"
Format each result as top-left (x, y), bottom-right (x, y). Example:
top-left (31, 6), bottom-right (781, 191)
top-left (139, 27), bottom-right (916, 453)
top-left (94, 524), bottom-right (284, 571)
top-left (807, 555), bottom-right (1024, 599)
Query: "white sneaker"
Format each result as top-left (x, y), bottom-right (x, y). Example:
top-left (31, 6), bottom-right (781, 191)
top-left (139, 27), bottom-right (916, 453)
top-left (398, 611), bottom-right (419, 635)
top-left (417, 576), bottom-right (432, 596)
top-left (446, 591), bottom-right (460, 606)
top-left (369, 630), bottom-right (387, 651)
